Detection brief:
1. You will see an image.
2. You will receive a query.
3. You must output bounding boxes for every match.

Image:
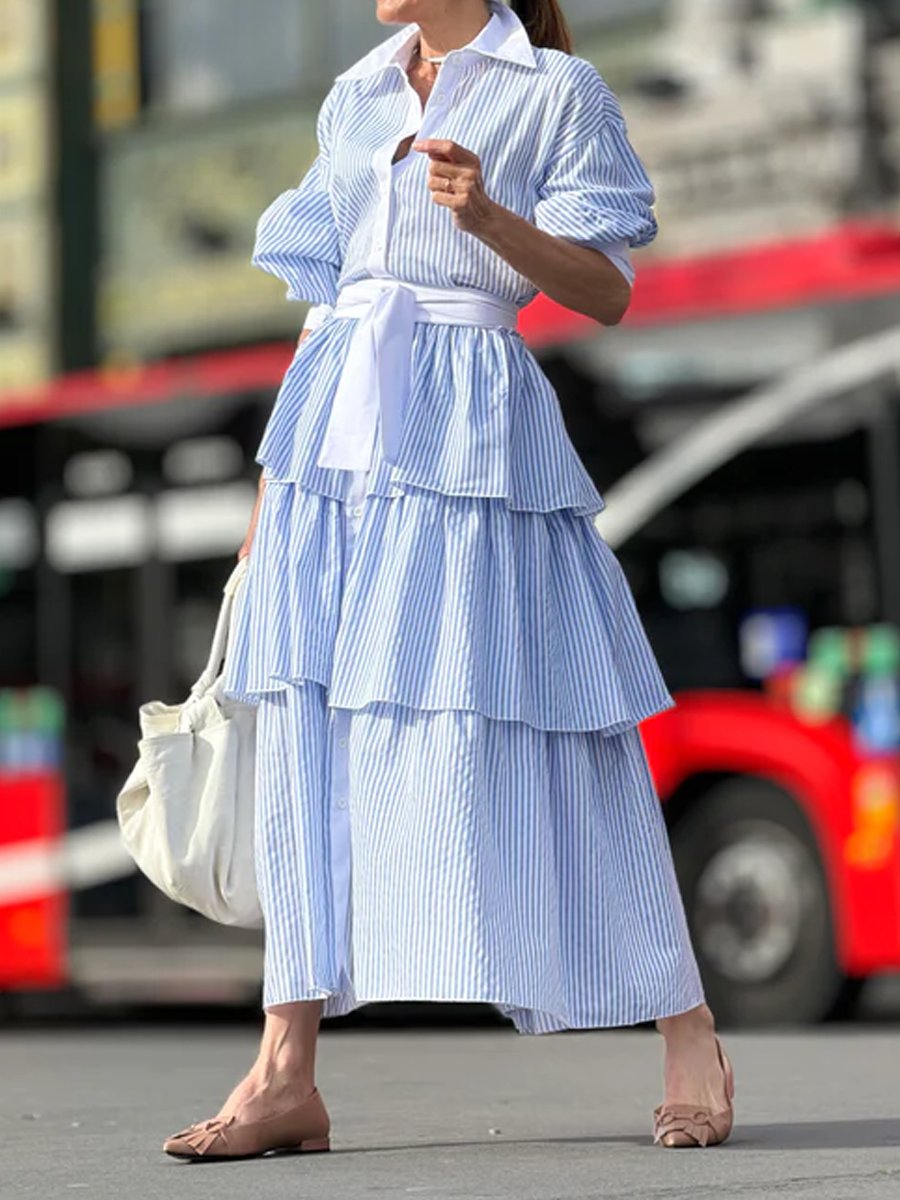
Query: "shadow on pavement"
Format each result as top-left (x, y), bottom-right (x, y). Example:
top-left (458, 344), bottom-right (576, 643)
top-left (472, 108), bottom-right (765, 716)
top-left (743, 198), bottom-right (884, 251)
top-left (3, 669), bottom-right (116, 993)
top-left (163, 1124), bottom-right (900, 1161)
top-left (266, 1120), bottom-right (900, 1157)
top-left (724, 1119), bottom-right (900, 1150)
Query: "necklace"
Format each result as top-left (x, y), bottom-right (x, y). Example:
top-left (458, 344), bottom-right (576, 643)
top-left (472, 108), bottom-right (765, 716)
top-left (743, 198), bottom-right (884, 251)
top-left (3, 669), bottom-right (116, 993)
top-left (416, 41), bottom-right (448, 65)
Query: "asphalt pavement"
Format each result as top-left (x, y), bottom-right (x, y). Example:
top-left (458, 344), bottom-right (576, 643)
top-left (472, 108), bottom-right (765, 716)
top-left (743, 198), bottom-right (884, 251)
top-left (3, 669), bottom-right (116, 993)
top-left (3, 1022), bottom-right (900, 1200)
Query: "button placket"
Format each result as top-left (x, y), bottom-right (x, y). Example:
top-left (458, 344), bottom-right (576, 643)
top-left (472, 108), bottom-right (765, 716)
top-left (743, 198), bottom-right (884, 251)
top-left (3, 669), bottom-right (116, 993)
top-left (329, 467), bottom-right (368, 987)
top-left (366, 58), bottom-right (460, 275)
top-left (332, 708), bottom-right (351, 812)
top-left (366, 73), bottom-right (422, 274)
top-left (328, 707), bottom-right (352, 987)
top-left (367, 143), bottom-right (394, 274)
top-left (414, 57), bottom-right (458, 142)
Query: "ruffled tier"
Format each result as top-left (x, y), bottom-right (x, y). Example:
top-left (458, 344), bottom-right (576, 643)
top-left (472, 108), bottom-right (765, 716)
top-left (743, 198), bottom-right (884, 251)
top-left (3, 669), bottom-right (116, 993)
top-left (254, 318), bottom-right (605, 517)
top-left (253, 682), bottom-right (705, 1028)
top-left (221, 482), bottom-right (673, 735)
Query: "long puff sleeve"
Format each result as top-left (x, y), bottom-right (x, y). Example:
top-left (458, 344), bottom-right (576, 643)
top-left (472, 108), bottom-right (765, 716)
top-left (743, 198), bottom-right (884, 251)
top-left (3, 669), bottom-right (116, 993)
top-left (534, 61), bottom-right (658, 255)
top-left (252, 87), bottom-right (342, 305)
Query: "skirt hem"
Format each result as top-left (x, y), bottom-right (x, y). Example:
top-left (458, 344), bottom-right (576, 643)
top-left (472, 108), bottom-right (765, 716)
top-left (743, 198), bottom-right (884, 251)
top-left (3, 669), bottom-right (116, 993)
top-left (220, 483), bottom-right (673, 733)
top-left (222, 675), bottom-right (676, 737)
top-left (261, 988), bottom-right (707, 1035)
top-left (258, 465), bottom-right (606, 518)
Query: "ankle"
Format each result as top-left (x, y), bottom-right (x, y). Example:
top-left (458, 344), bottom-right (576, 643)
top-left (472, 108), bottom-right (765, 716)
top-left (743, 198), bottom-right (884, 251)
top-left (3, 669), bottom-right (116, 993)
top-left (657, 1003), bottom-right (716, 1045)
top-left (251, 1053), bottom-right (316, 1094)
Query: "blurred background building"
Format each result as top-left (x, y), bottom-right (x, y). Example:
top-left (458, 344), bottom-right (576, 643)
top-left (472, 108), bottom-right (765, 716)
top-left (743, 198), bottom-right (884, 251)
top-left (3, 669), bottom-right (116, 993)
top-left (4, 0), bottom-right (900, 1025)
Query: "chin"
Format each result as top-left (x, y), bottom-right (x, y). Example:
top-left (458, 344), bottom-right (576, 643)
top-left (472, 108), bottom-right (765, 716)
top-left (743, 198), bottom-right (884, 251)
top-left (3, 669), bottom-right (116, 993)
top-left (375, 0), bottom-right (424, 24)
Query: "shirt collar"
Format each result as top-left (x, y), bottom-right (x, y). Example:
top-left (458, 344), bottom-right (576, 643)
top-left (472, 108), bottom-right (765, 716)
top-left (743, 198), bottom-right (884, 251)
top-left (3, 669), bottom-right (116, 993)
top-left (335, 1), bottom-right (537, 81)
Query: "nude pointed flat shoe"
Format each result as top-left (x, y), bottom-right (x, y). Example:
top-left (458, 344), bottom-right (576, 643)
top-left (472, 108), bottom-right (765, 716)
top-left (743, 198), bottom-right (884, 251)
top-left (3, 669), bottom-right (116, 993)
top-left (653, 1036), bottom-right (735, 1149)
top-left (163, 1087), bottom-right (331, 1161)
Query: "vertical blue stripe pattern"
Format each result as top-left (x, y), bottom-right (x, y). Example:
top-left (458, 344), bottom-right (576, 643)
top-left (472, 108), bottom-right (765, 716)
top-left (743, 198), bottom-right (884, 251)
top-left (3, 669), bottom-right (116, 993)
top-left (222, 1), bottom-right (706, 1030)
top-left (253, 678), bottom-right (703, 1029)
top-left (253, 8), bottom-right (656, 313)
top-left (224, 481), bottom-right (675, 734)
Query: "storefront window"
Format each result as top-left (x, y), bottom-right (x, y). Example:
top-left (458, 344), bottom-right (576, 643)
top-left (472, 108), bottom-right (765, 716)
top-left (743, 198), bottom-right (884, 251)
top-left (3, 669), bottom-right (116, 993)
top-left (139, 0), bottom-right (650, 118)
top-left (143, 0), bottom-right (318, 112)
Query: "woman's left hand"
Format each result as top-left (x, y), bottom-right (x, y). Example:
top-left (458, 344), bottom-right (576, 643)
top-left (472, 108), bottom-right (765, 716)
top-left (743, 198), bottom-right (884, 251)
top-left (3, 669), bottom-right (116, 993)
top-left (413, 139), bottom-right (499, 236)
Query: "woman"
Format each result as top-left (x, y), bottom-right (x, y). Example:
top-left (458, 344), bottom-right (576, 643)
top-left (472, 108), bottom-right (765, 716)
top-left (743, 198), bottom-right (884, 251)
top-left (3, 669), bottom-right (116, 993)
top-left (163, 0), bottom-right (735, 1160)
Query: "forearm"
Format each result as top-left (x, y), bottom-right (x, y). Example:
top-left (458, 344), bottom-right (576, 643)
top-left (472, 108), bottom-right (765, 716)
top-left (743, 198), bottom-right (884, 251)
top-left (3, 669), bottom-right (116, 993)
top-left (475, 204), bottom-right (631, 325)
top-left (239, 324), bottom-right (314, 559)
top-left (239, 473), bottom-right (266, 558)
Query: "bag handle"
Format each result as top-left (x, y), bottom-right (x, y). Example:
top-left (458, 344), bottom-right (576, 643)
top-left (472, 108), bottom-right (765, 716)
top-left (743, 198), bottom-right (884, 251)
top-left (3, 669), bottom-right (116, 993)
top-left (189, 558), bottom-right (249, 699)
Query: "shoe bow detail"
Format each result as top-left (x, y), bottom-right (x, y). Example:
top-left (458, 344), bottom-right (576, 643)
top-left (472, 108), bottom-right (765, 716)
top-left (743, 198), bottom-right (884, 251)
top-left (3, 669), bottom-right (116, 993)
top-left (652, 1104), bottom-right (718, 1147)
top-left (170, 1115), bottom-right (236, 1156)
top-left (163, 1089), bottom-right (331, 1160)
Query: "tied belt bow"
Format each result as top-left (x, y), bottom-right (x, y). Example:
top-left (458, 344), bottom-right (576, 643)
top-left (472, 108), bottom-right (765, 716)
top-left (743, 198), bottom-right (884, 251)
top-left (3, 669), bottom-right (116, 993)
top-left (315, 279), bottom-right (519, 473)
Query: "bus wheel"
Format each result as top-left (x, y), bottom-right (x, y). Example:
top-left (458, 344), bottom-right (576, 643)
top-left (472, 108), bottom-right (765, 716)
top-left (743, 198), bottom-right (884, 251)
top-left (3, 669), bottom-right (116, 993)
top-left (670, 777), bottom-right (859, 1027)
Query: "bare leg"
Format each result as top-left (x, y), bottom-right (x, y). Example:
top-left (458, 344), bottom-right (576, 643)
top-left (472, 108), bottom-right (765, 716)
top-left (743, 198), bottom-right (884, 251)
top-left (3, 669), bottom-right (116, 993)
top-left (215, 999), bottom-right (324, 1124)
top-left (657, 1003), bottom-right (729, 1117)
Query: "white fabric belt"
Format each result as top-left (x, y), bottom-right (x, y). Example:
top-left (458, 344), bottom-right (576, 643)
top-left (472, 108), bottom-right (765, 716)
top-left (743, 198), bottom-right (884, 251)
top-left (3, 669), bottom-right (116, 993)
top-left (316, 279), bottom-right (519, 472)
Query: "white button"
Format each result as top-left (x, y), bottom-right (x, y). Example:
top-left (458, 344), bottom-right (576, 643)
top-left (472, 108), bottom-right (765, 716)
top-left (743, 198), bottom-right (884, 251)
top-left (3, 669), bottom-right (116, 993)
top-left (351, 505), bottom-right (364, 517)
top-left (338, 737), bottom-right (347, 748)
top-left (336, 795), bottom-right (348, 810)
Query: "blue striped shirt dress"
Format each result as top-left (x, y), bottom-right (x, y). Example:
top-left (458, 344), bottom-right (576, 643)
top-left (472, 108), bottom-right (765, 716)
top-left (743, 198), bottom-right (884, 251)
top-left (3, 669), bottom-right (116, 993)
top-left (221, 0), bottom-right (706, 1032)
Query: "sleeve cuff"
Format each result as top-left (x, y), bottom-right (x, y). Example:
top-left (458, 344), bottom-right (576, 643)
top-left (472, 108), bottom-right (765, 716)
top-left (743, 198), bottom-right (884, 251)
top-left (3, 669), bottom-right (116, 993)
top-left (597, 239), bottom-right (635, 286)
top-left (302, 302), bottom-right (334, 332)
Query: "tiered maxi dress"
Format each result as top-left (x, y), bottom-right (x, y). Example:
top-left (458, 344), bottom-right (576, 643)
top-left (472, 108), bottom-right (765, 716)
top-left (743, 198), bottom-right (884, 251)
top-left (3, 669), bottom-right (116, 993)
top-left (221, 3), bottom-right (707, 1034)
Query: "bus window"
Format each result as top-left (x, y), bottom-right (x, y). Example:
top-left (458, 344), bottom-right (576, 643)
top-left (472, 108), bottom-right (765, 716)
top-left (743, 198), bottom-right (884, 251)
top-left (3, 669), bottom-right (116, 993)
top-left (554, 364), bottom-right (876, 694)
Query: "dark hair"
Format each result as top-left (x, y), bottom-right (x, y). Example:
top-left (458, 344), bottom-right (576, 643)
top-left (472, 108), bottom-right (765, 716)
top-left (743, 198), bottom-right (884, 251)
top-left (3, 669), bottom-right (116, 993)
top-left (510, 0), bottom-right (573, 54)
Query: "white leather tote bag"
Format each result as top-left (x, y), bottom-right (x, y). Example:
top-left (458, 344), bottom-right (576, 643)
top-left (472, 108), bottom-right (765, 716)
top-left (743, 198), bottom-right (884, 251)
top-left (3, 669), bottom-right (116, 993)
top-left (116, 558), bottom-right (262, 928)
